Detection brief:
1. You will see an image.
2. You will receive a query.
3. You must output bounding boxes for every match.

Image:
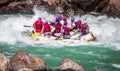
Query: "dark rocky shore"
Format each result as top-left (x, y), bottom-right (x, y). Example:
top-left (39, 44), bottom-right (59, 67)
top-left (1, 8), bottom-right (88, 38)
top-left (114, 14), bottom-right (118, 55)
top-left (0, 50), bottom-right (101, 71)
top-left (0, 0), bottom-right (120, 18)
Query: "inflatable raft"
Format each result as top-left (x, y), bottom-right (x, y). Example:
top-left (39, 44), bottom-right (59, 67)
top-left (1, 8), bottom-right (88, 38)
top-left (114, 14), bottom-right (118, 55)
top-left (31, 32), bottom-right (96, 44)
top-left (24, 26), bottom-right (96, 44)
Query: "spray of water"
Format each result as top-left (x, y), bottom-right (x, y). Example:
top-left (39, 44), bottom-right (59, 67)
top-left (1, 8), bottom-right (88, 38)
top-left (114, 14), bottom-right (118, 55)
top-left (0, 8), bottom-right (120, 48)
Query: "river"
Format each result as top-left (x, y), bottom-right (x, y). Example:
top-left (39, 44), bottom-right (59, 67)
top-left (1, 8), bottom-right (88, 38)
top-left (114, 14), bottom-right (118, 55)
top-left (0, 9), bottom-right (120, 71)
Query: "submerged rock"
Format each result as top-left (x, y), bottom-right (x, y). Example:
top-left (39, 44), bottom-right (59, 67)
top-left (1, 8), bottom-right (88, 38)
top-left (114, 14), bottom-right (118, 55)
top-left (0, 52), bottom-right (10, 71)
top-left (10, 50), bottom-right (46, 71)
top-left (57, 58), bottom-right (85, 71)
top-left (93, 69), bottom-right (101, 71)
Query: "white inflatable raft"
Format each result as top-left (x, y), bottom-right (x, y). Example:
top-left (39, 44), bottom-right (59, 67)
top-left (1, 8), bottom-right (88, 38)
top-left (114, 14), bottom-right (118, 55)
top-left (31, 32), bottom-right (96, 44)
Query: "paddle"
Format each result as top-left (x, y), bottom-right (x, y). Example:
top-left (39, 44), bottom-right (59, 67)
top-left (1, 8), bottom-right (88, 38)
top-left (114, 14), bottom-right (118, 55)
top-left (55, 34), bottom-right (62, 40)
top-left (24, 25), bottom-right (33, 27)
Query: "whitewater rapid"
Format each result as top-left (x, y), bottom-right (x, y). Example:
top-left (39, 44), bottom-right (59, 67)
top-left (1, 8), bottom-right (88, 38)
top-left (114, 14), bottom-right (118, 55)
top-left (0, 9), bottom-right (120, 49)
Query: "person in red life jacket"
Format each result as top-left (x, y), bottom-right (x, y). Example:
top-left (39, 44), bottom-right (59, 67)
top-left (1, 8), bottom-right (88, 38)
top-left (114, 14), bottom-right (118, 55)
top-left (60, 17), bottom-right (68, 28)
top-left (33, 17), bottom-right (44, 34)
top-left (70, 18), bottom-right (79, 31)
top-left (78, 20), bottom-right (96, 40)
top-left (42, 21), bottom-right (51, 36)
top-left (78, 20), bottom-right (90, 40)
top-left (62, 25), bottom-right (71, 39)
top-left (54, 22), bottom-right (62, 37)
top-left (70, 17), bottom-right (75, 31)
top-left (77, 20), bottom-right (82, 31)
top-left (79, 21), bottom-right (88, 34)
top-left (49, 22), bottom-right (62, 39)
top-left (71, 17), bottom-right (75, 26)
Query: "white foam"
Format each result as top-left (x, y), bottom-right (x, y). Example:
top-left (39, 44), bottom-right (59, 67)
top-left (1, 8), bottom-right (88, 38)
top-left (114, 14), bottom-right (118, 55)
top-left (112, 64), bottom-right (120, 68)
top-left (0, 9), bottom-right (120, 48)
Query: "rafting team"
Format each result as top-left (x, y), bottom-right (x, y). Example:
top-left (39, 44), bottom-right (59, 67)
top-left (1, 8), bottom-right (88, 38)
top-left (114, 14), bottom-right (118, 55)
top-left (32, 16), bottom-right (96, 40)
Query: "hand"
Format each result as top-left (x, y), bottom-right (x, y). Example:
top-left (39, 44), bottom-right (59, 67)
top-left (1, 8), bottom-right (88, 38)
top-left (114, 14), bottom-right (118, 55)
top-left (39, 33), bottom-right (41, 36)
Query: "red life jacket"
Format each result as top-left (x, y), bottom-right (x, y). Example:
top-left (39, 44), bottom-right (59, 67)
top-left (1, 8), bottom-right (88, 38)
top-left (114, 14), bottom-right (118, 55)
top-left (63, 18), bottom-right (67, 25)
top-left (80, 24), bottom-right (86, 31)
top-left (33, 20), bottom-right (43, 33)
top-left (44, 24), bottom-right (51, 32)
top-left (55, 25), bottom-right (61, 33)
top-left (74, 22), bottom-right (78, 29)
top-left (64, 27), bottom-right (70, 35)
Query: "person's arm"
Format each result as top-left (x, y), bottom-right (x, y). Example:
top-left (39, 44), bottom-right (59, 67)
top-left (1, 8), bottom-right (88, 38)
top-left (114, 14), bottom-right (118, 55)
top-left (86, 25), bottom-right (89, 33)
top-left (33, 21), bottom-right (38, 33)
top-left (55, 34), bottom-right (63, 40)
top-left (71, 23), bottom-right (75, 29)
top-left (48, 27), bottom-right (55, 38)
top-left (33, 21), bottom-right (36, 27)
top-left (60, 20), bottom-right (64, 28)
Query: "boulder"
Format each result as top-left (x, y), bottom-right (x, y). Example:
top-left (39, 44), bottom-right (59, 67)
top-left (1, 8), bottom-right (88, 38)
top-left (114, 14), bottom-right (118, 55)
top-left (76, 0), bottom-right (101, 11)
top-left (0, 0), bottom-right (120, 17)
top-left (47, 0), bottom-right (56, 5)
top-left (57, 58), bottom-right (85, 71)
top-left (18, 68), bottom-right (33, 71)
top-left (0, 0), bottom-right (9, 8)
top-left (55, 6), bottom-right (64, 14)
top-left (0, 0), bottom-right (34, 14)
top-left (8, 2), bottom-right (20, 7)
top-left (0, 53), bottom-right (10, 71)
top-left (102, 0), bottom-right (120, 17)
top-left (28, 55), bottom-right (46, 70)
top-left (10, 50), bottom-right (46, 71)
top-left (0, 0), bottom-right (9, 4)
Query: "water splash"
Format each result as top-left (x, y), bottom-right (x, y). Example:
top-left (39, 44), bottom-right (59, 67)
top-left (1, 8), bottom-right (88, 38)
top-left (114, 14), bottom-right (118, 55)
top-left (0, 9), bottom-right (120, 49)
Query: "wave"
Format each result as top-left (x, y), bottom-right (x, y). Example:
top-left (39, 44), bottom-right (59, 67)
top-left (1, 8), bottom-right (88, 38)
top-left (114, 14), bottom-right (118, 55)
top-left (0, 9), bottom-right (120, 49)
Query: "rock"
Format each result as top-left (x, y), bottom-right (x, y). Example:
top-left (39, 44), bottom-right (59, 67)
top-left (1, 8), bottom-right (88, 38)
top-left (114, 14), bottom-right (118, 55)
top-left (0, 0), bottom-right (9, 4)
top-left (57, 58), bottom-right (85, 71)
top-left (8, 2), bottom-right (20, 7)
top-left (47, 0), bottom-right (56, 5)
top-left (43, 0), bottom-right (48, 2)
top-left (64, 8), bottom-right (75, 17)
top-left (93, 69), bottom-right (101, 71)
top-left (102, 0), bottom-right (120, 17)
top-left (55, 6), bottom-right (64, 14)
top-left (0, 0), bottom-right (34, 14)
top-left (96, 0), bottom-right (109, 12)
top-left (0, 0), bottom-right (9, 8)
top-left (0, 52), bottom-right (10, 71)
top-left (0, 0), bottom-right (120, 17)
top-left (18, 68), bottom-right (33, 71)
top-left (29, 55), bottom-right (46, 70)
top-left (55, 0), bottom-right (61, 4)
top-left (10, 50), bottom-right (46, 71)
top-left (74, 0), bottom-right (103, 11)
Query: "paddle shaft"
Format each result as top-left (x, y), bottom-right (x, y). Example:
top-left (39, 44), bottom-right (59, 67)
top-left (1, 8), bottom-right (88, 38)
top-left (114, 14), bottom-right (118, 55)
top-left (24, 25), bottom-right (33, 27)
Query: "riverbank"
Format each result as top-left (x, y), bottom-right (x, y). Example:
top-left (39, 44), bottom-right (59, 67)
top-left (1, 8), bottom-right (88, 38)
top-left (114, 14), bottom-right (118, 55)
top-left (0, 0), bottom-right (120, 18)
